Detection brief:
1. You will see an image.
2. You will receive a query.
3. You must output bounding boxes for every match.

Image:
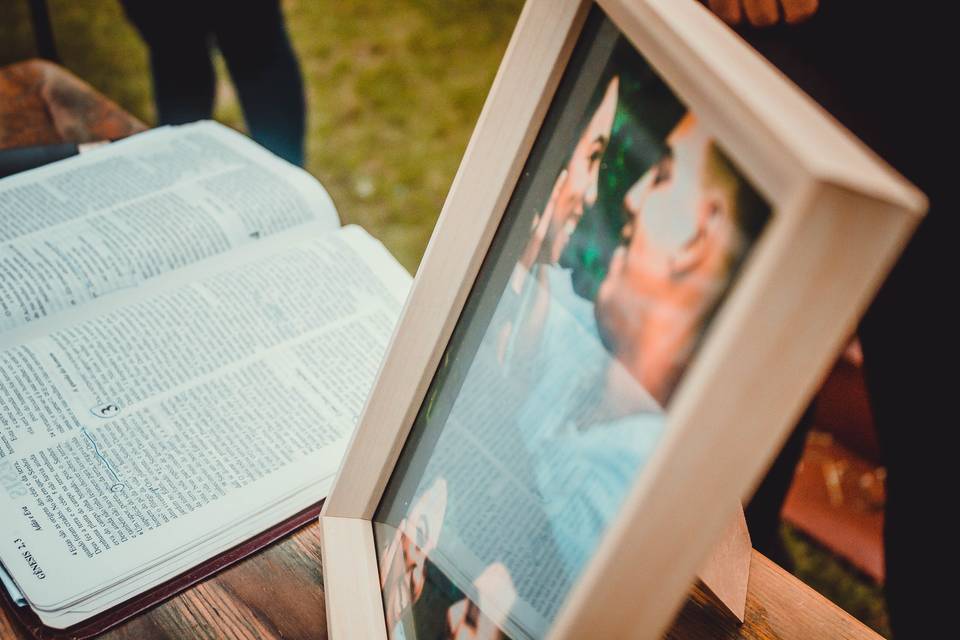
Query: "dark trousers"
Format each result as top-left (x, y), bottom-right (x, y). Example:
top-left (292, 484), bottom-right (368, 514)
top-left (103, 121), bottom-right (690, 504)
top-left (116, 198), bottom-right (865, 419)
top-left (739, 2), bottom-right (948, 636)
top-left (121, 0), bottom-right (305, 166)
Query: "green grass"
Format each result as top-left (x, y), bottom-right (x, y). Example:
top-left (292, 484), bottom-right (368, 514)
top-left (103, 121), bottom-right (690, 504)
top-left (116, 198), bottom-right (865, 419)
top-left (0, 0), bottom-right (521, 271)
top-left (1, 1), bottom-right (890, 636)
top-left (783, 524), bottom-right (891, 637)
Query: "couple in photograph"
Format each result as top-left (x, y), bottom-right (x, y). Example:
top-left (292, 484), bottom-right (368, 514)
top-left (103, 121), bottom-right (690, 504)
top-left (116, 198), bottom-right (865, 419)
top-left (495, 35), bottom-right (767, 576)
top-left (376, 32), bottom-right (768, 640)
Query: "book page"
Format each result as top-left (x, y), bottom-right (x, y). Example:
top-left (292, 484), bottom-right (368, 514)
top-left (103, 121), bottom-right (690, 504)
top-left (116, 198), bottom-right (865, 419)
top-left (0, 225), bottom-right (409, 612)
top-left (0, 121), bottom-right (340, 332)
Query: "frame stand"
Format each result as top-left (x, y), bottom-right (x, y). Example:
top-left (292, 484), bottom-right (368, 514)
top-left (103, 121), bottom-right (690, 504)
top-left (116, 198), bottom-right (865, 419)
top-left (695, 505), bottom-right (752, 622)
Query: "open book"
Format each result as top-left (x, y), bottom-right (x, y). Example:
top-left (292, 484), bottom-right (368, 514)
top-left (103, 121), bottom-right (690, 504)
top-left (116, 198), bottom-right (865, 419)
top-left (0, 122), bottom-right (411, 629)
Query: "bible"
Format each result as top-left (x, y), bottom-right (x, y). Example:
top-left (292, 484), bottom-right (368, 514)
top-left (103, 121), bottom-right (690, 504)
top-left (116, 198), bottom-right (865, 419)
top-left (0, 121), bottom-right (411, 631)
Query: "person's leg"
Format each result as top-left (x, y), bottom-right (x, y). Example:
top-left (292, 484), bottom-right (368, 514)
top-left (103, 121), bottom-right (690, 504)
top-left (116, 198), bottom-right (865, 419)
top-left (736, 8), bottom-right (949, 635)
top-left (745, 404), bottom-right (815, 569)
top-left (843, 8), bottom-right (948, 635)
top-left (210, 0), bottom-right (305, 165)
top-left (120, 0), bottom-right (215, 125)
top-left (859, 188), bottom-right (944, 639)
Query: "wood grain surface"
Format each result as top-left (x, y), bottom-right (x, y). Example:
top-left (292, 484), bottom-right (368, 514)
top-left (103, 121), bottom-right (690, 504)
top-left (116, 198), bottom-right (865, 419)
top-left (1, 519), bottom-right (881, 640)
top-left (0, 59), bottom-right (881, 640)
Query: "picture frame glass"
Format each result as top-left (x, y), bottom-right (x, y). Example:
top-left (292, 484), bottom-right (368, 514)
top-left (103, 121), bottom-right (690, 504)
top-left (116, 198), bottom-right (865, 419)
top-left (373, 6), bottom-right (772, 638)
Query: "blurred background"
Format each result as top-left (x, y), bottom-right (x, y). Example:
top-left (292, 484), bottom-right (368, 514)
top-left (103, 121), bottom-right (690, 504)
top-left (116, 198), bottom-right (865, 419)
top-left (0, 0), bottom-right (891, 636)
top-left (1, 0), bottom-right (521, 273)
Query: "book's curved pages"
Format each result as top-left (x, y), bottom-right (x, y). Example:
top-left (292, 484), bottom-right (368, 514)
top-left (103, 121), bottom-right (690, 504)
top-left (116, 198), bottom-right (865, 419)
top-left (0, 122), bottom-right (413, 634)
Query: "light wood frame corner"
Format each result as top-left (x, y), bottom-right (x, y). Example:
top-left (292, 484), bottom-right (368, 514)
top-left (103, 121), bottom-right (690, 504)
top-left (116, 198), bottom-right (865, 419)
top-left (320, 1), bottom-right (925, 638)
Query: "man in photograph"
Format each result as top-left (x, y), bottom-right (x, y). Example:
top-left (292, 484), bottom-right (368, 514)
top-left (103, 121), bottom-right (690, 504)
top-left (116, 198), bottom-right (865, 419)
top-left (593, 112), bottom-right (768, 405)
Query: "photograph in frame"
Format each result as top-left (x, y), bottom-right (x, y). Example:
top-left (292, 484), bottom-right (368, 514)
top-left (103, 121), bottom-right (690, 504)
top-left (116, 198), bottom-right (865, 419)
top-left (371, 7), bottom-right (772, 639)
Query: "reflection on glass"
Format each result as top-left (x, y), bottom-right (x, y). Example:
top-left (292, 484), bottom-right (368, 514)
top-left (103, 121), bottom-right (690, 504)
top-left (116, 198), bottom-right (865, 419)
top-left (373, 7), bottom-right (770, 639)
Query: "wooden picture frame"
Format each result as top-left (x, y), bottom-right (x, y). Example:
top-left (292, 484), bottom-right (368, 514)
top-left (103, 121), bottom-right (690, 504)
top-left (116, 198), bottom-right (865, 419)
top-left (320, 0), bottom-right (925, 638)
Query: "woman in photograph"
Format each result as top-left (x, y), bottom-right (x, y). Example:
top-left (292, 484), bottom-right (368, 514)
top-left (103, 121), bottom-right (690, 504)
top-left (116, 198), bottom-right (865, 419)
top-left (500, 36), bottom-right (688, 377)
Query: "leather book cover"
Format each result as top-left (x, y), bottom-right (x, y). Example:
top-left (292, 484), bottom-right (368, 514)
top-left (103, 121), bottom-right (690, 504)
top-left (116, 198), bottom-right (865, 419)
top-left (1, 502), bottom-right (323, 640)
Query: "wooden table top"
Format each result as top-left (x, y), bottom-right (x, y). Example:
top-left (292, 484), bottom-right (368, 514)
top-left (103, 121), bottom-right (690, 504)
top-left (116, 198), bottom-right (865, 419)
top-left (0, 59), bottom-right (883, 640)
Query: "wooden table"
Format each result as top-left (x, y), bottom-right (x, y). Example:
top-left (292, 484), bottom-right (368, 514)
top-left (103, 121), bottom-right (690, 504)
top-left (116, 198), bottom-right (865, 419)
top-left (0, 59), bottom-right (883, 640)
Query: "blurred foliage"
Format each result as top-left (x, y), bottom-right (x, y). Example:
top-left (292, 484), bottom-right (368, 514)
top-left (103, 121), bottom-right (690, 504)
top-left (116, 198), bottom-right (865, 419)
top-left (1, 2), bottom-right (889, 635)
top-left (783, 524), bottom-right (890, 637)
